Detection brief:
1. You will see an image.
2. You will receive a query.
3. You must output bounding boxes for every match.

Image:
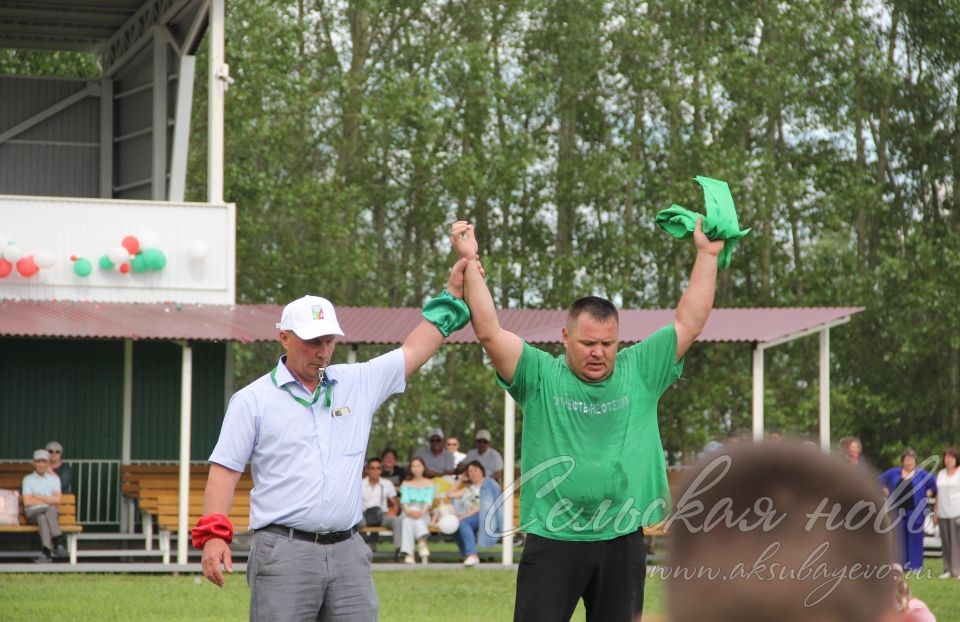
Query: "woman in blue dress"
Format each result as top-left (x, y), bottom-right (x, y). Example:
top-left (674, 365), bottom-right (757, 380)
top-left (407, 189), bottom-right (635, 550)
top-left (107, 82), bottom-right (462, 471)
top-left (880, 448), bottom-right (937, 570)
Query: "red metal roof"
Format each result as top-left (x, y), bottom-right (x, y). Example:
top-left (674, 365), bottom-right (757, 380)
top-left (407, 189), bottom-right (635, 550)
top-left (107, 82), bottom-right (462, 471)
top-left (0, 300), bottom-right (863, 345)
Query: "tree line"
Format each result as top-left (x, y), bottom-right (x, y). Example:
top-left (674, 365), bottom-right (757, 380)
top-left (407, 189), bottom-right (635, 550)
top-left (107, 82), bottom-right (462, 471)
top-left (4, 1), bottom-right (959, 468)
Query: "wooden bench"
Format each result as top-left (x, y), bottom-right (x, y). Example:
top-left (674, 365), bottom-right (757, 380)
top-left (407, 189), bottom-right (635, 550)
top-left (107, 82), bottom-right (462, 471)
top-left (0, 493), bottom-right (83, 563)
top-left (120, 464), bottom-right (253, 552)
top-left (153, 496), bottom-right (251, 564)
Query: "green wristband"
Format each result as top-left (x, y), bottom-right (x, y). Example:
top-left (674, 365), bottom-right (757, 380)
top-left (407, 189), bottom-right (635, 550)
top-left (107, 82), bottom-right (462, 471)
top-left (422, 289), bottom-right (471, 337)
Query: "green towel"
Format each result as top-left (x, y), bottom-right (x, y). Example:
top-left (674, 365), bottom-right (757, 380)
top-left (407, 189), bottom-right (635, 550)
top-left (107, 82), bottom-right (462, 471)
top-left (655, 176), bottom-right (751, 269)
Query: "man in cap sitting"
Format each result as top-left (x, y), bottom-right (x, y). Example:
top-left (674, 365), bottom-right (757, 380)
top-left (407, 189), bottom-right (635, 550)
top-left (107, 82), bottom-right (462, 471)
top-left (195, 258), bottom-right (473, 621)
top-left (412, 427), bottom-right (456, 478)
top-left (22, 449), bottom-right (68, 561)
top-left (461, 429), bottom-right (504, 482)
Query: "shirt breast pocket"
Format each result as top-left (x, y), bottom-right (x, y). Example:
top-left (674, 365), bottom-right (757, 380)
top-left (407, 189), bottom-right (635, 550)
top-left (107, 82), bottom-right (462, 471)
top-left (332, 411), bottom-right (369, 456)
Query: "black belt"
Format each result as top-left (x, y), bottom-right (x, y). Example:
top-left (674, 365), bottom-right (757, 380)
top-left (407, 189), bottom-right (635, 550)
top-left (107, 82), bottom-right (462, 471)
top-left (258, 523), bottom-right (357, 544)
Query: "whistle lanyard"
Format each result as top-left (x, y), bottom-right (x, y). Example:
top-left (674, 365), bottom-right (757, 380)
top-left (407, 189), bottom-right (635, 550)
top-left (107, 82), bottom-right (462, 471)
top-left (271, 366), bottom-right (333, 409)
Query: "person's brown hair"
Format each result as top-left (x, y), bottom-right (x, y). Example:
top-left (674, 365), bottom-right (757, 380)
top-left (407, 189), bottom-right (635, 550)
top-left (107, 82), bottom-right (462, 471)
top-left (668, 442), bottom-right (895, 622)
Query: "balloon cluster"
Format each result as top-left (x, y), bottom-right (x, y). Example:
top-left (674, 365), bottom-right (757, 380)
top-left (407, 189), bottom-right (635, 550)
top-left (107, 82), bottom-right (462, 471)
top-left (0, 238), bottom-right (56, 279)
top-left (97, 235), bottom-right (166, 275)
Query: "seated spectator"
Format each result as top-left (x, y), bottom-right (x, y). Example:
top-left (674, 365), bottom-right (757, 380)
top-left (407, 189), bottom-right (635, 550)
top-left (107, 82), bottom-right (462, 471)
top-left (360, 457), bottom-right (402, 558)
top-left (412, 427), bottom-right (455, 477)
top-left (446, 436), bottom-right (467, 468)
top-left (447, 460), bottom-right (503, 567)
top-left (21, 449), bottom-right (68, 561)
top-left (667, 442), bottom-right (897, 622)
top-left (461, 429), bottom-right (503, 481)
top-left (892, 563), bottom-right (936, 621)
top-left (399, 457), bottom-right (435, 564)
top-left (45, 441), bottom-right (74, 495)
top-left (380, 447), bottom-right (407, 487)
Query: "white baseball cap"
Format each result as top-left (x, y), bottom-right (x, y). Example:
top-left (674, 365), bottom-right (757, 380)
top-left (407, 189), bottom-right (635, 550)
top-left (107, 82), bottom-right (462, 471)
top-left (276, 296), bottom-right (345, 340)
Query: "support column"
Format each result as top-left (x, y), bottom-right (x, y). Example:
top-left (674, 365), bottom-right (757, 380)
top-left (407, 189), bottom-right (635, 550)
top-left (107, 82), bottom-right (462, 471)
top-left (168, 55), bottom-right (196, 202)
top-left (501, 390), bottom-right (515, 565)
top-left (177, 342), bottom-right (194, 564)
top-left (152, 26), bottom-right (168, 201)
top-left (819, 328), bottom-right (830, 453)
top-left (99, 78), bottom-right (113, 198)
top-left (208, 0), bottom-right (225, 204)
top-left (752, 346), bottom-right (764, 443)
top-left (121, 340), bottom-right (134, 532)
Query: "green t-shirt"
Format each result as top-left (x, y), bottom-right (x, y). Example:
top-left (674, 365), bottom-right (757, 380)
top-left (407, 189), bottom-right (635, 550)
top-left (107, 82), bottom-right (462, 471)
top-left (498, 324), bottom-right (683, 542)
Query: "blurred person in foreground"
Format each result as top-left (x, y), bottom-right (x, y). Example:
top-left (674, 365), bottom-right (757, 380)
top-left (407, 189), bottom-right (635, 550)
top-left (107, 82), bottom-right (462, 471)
top-left (667, 442), bottom-right (899, 622)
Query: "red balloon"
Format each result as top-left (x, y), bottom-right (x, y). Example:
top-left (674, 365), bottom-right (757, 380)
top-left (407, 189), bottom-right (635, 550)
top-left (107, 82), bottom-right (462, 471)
top-left (119, 263), bottom-right (130, 274)
top-left (121, 235), bottom-right (140, 256)
top-left (0, 258), bottom-right (11, 278)
top-left (16, 256), bottom-right (39, 277)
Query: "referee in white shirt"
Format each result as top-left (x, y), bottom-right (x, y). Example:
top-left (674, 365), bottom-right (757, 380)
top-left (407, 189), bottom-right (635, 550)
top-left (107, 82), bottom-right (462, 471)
top-left (194, 258), bottom-right (472, 622)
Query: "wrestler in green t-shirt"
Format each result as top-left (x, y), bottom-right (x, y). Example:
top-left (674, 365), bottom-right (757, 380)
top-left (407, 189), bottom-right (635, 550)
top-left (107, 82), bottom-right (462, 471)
top-left (498, 324), bottom-right (682, 541)
top-left (451, 215), bottom-right (724, 622)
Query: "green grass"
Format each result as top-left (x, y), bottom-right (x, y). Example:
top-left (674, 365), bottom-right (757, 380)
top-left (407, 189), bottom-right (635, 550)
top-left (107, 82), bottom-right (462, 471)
top-left (0, 570), bottom-right (663, 621)
top-left (0, 569), bottom-right (957, 621)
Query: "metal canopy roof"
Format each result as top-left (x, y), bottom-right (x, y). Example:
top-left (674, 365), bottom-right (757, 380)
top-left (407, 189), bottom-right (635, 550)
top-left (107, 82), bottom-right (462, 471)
top-left (0, 0), bottom-right (145, 53)
top-left (0, 300), bottom-right (864, 345)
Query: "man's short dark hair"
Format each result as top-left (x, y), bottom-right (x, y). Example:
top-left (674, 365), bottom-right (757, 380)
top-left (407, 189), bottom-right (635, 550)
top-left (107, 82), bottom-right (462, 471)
top-left (381, 448), bottom-right (397, 460)
top-left (366, 457), bottom-right (382, 467)
top-left (667, 442), bottom-right (895, 622)
top-left (567, 296), bottom-right (618, 325)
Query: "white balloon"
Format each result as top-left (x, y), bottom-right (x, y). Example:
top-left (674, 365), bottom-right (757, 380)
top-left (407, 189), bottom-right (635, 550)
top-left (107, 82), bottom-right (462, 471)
top-left (34, 252), bottom-right (56, 269)
top-left (108, 246), bottom-right (130, 265)
top-left (438, 514), bottom-right (460, 535)
top-left (188, 241), bottom-right (208, 261)
top-left (2, 243), bottom-right (21, 262)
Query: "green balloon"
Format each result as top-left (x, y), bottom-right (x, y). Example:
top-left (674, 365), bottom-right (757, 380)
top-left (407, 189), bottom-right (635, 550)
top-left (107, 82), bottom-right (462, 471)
top-left (99, 254), bottom-right (114, 271)
top-left (141, 247), bottom-right (166, 271)
top-left (74, 258), bottom-right (92, 277)
top-left (130, 254), bottom-right (148, 273)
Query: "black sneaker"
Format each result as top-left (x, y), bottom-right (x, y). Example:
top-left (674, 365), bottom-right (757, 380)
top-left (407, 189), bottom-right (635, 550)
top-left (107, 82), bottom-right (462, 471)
top-left (33, 548), bottom-right (53, 563)
top-left (54, 544), bottom-right (69, 558)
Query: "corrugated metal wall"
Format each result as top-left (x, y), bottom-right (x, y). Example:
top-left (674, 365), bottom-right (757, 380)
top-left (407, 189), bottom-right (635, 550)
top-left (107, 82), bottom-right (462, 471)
top-left (0, 76), bottom-right (100, 197)
top-left (112, 39), bottom-right (179, 201)
top-left (0, 339), bottom-right (226, 460)
top-left (0, 338), bottom-right (123, 458)
top-left (131, 341), bottom-right (227, 460)
top-left (1, 33), bottom-right (182, 202)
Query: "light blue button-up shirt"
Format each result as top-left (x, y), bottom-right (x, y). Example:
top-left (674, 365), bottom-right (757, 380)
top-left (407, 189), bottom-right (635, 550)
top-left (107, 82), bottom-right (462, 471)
top-left (22, 471), bottom-right (61, 497)
top-left (209, 348), bottom-right (405, 532)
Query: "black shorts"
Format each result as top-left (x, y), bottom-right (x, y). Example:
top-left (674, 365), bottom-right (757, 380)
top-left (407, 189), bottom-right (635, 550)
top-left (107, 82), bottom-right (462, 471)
top-left (514, 530), bottom-right (647, 622)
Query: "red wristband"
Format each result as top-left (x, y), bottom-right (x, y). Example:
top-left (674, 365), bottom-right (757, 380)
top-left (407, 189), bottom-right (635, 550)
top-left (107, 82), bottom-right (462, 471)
top-left (192, 513), bottom-right (234, 549)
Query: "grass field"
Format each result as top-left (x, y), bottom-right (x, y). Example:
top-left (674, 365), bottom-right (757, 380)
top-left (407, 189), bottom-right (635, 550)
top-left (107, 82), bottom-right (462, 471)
top-left (0, 568), bottom-right (957, 621)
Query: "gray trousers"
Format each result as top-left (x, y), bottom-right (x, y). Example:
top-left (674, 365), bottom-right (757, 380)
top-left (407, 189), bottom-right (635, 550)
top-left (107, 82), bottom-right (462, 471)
top-left (247, 530), bottom-right (378, 622)
top-left (358, 514), bottom-right (402, 550)
top-left (24, 504), bottom-right (61, 550)
top-left (941, 516), bottom-right (960, 576)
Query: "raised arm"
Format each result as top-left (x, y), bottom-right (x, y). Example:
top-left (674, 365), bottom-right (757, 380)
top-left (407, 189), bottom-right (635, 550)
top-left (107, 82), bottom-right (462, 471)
top-left (674, 218), bottom-right (723, 361)
top-left (451, 221), bottom-right (523, 384)
top-left (401, 258), bottom-right (470, 378)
